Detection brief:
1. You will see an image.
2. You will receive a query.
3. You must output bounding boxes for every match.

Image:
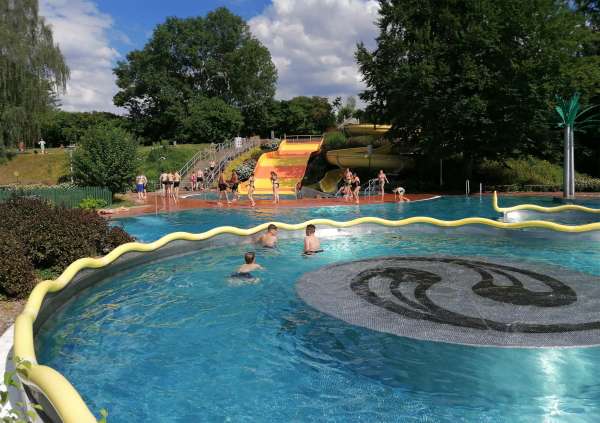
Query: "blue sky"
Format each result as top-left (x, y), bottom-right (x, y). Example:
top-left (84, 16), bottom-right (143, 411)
top-left (39, 0), bottom-right (380, 112)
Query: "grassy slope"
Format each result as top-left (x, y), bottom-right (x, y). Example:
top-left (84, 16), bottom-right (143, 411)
top-left (0, 144), bottom-right (206, 186)
top-left (0, 149), bottom-right (69, 185)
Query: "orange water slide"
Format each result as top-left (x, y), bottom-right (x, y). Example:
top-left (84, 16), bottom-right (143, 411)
top-left (240, 137), bottom-right (323, 195)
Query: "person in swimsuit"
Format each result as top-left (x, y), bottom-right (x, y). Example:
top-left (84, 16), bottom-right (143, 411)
top-left (303, 224), bottom-right (322, 255)
top-left (235, 252), bottom-right (263, 275)
top-left (352, 173), bottom-right (361, 204)
top-left (344, 168), bottom-right (353, 201)
top-left (190, 173), bottom-right (197, 191)
top-left (258, 224), bottom-right (278, 247)
top-left (197, 169), bottom-right (204, 190)
top-left (378, 169), bottom-right (389, 201)
top-left (135, 174), bottom-right (146, 200)
top-left (160, 171), bottom-right (168, 197)
top-left (393, 186), bottom-right (410, 202)
top-left (247, 173), bottom-right (256, 207)
top-left (173, 171), bottom-right (181, 197)
top-left (270, 171), bottom-right (280, 204)
top-left (217, 172), bottom-right (230, 205)
top-left (229, 171), bottom-right (239, 202)
top-left (167, 172), bottom-right (175, 199)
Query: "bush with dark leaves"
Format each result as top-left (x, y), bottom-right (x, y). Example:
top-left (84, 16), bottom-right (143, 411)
top-left (0, 197), bottom-right (135, 298)
top-left (0, 232), bottom-right (37, 299)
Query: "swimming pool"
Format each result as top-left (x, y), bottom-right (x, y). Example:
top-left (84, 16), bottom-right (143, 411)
top-left (28, 196), bottom-right (600, 422)
top-left (116, 195), bottom-right (600, 242)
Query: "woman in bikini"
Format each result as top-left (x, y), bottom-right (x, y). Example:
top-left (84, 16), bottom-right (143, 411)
top-left (247, 173), bottom-right (256, 207)
top-left (271, 171), bottom-right (280, 204)
top-left (217, 172), bottom-right (230, 205)
top-left (229, 171), bottom-right (239, 202)
top-left (352, 172), bottom-right (361, 204)
top-left (344, 168), bottom-right (353, 201)
top-left (378, 169), bottom-right (389, 201)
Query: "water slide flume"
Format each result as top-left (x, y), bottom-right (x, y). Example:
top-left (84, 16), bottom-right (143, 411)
top-left (13, 216), bottom-right (600, 423)
top-left (239, 137), bottom-right (323, 195)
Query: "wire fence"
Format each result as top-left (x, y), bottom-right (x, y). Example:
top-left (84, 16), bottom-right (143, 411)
top-left (0, 186), bottom-right (112, 208)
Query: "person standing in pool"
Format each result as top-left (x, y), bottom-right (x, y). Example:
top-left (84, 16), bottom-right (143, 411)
top-left (229, 170), bottom-right (239, 202)
top-left (352, 173), bottom-right (361, 204)
top-left (304, 224), bottom-right (321, 254)
top-left (258, 224), bottom-right (278, 247)
top-left (378, 169), bottom-right (389, 201)
top-left (247, 173), bottom-right (256, 207)
top-left (271, 171), bottom-right (280, 204)
top-left (235, 252), bottom-right (263, 275)
top-left (217, 172), bottom-right (230, 205)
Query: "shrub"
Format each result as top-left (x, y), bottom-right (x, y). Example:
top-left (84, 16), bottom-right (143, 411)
top-left (0, 232), bottom-right (37, 298)
top-left (72, 123), bottom-right (138, 194)
top-left (576, 174), bottom-right (600, 192)
top-left (79, 197), bottom-right (108, 209)
top-left (0, 197), bottom-right (135, 290)
top-left (323, 131), bottom-right (347, 151)
top-left (235, 159), bottom-right (257, 180)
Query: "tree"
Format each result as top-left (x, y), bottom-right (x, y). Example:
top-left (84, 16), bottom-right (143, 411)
top-left (72, 124), bottom-right (138, 194)
top-left (0, 0), bottom-right (69, 158)
top-left (40, 110), bottom-right (126, 147)
top-left (113, 7), bottom-right (277, 142)
top-left (356, 0), bottom-right (591, 175)
top-left (276, 96), bottom-right (335, 135)
top-left (181, 96), bottom-right (243, 142)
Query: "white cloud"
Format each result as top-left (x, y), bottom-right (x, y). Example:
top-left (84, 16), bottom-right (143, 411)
top-left (249, 0), bottom-right (380, 102)
top-left (40, 0), bottom-right (122, 113)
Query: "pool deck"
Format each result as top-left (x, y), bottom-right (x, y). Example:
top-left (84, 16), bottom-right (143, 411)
top-left (104, 192), bottom-right (442, 218)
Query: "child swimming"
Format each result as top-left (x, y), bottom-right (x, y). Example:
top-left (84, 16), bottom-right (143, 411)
top-left (234, 252), bottom-right (263, 276)
top-left (258, 224), bottom-right (278, 247)
top-left (303, 224), bottom-right (322, 255)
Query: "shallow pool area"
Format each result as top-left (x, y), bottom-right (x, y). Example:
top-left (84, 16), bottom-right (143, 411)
top-left (35, 220), bottom-right (600, 422)
top-left (115, 195), bottom-right (600, 242)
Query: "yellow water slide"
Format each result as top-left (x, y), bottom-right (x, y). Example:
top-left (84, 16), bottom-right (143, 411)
top-left (343, 123), bottom-right (392, 136)
top-left (240, 136), bottom-right (323, 195)
top-left (325, 144), bottom-right (406, 170)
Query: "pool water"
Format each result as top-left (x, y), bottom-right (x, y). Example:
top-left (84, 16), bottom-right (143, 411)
top-left (36, 227), bottom-right (600, 422)
top-left (115, 195), bottom-right (599, 242)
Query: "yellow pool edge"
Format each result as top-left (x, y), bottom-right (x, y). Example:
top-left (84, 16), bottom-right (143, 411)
top-left (13, 216), bottom-right (600, 422)
top-left (493, 191), bottom-right (600, 214)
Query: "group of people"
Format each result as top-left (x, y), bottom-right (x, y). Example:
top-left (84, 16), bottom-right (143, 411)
top-left (217, 170), bottom-right (243, 205)
top-left (336, 168), bottom-right (409, 202)
top-left (159, 171), bottom-right (182, 199)
top-left (234, 223), bottom-right (322, 277)
top-left (189, 160), bottom-right (217, 191)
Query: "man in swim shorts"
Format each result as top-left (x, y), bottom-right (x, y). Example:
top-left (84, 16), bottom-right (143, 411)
top-left (258, 224), bottom-right (278, 247)
top-left (393, 186), bottom-right (410, 202)
top-left (236, 251), bottom-right (263, 275)
top-left (304, 224), bottom-right (321, 254)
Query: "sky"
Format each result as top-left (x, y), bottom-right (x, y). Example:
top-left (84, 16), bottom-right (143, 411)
top-left (39, 0), bottom-right (381, 114)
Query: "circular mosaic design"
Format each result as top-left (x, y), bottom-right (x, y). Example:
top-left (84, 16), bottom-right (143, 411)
top-left (296, 256), bottom-right (600, 347)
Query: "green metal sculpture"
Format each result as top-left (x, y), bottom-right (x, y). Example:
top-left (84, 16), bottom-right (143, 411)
top-left (555, 93), bottom-right (598, 199)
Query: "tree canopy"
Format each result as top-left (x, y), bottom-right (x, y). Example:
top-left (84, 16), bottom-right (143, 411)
top-left (0, 0), bottom-right (69, 157)
top-left (113, 7), bottom-right (277, 143)
top-left (356, 0), bottom-right (599, 174)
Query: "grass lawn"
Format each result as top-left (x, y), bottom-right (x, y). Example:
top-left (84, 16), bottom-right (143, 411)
top-left (0, 149), bottom-right (69, 185)
top-left (0, 144), bottom-right (208, 187)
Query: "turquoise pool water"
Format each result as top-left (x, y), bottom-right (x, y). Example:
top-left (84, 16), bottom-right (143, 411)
top-left (35, 196), bottom-right (600, 422)
top-left (115, 195), bottom-right (599, 242)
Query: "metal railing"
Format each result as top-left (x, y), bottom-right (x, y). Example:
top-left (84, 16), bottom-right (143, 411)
top-left (284, 134), bottom-right (323, 143)
top-left (363, 178), bottom-right (380, 197)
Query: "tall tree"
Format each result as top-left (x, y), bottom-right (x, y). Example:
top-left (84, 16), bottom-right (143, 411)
top-left (113, 7), bottom-right (277, 142)
top-left (0, 0), bottom-right (69, 157)
top-left (356, 0), bottom-right (590, 175)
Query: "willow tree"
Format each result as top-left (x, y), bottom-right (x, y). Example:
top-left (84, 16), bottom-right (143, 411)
top-left (0, 0), bottom-right (69, 158)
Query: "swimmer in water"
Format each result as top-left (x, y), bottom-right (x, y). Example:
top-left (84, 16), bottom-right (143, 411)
top-left (303, 224), bottom-right (322, 255)
top-left (235, 251), bottom-right (263, 275)
top-left (258, 224), bottom-right (278, 247)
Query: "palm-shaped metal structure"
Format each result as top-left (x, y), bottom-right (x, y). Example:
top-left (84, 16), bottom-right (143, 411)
top-left (555, 93), bottom-right (598, 199)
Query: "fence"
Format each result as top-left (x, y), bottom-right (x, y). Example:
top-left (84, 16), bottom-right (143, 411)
top-left (0, 186), bottom-right (112, 208)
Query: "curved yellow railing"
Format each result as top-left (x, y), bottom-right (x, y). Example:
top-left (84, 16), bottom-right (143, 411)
top-left (493, 191), bottom-right (600, 214)
top-left (13, 216), bottom-right (600, 422)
